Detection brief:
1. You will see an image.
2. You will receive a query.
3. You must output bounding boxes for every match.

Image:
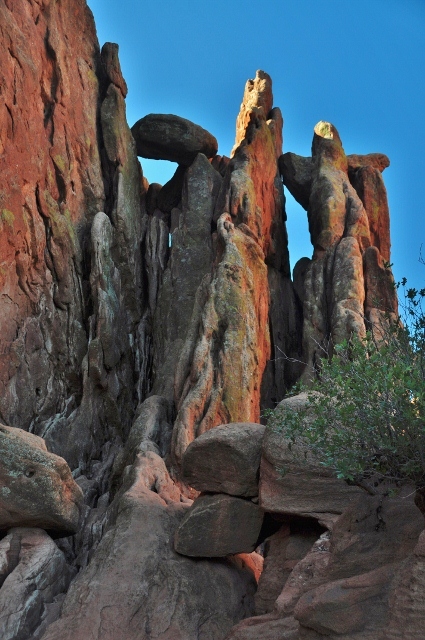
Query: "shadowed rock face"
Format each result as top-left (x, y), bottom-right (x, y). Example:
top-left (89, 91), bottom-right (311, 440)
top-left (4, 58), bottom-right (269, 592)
top-left (0, 527), bottom-right (73, 640)
top-left (39, 453), bottom-right (257, 640)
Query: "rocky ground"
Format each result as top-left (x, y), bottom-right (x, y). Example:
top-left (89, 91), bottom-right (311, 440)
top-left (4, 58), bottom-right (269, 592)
top-left (0, 1), bottom-right (422, 639)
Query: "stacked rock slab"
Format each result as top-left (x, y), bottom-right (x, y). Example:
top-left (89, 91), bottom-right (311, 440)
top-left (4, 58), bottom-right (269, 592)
top-left (279, 122), bottom-right (398, 379)
top-left (175, 423), bottom-right (266, 557)
top-left (225, 394), bottom-right (425, 640)
top-left (1, 1), bottom-right (422, 637)
top-left (39, 452), bottom-right (257, 640)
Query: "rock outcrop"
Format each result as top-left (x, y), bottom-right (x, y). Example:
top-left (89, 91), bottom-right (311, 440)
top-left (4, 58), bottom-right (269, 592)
top-left (39, 453), bottom-right (257, 640)
top-left (175, 493), bottom-right (264, 557)
top-left (279, 121), bottom-right (397, 378)
top-left (0, 528), bottom-right (73, 640)
top-left (0, 2), bottom-right (417, 638)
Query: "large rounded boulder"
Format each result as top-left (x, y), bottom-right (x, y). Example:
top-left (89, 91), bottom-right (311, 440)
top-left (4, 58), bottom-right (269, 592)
top-left (0, 424), bottom-right (83, 534)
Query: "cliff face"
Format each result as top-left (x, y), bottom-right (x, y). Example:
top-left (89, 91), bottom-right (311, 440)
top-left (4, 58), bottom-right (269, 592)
top-left (0, 0), bottom-right (104, 432)
top-left (1, 3), bottom-right (421, 640)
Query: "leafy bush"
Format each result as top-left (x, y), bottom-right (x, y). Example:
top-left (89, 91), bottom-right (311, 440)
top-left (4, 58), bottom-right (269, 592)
top-left (271, 278), bottom-right (425, 502)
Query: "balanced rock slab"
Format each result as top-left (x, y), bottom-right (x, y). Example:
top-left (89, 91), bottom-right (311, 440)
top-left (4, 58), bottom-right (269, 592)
top-left (0, 424), bottom-right (83, 534)
top-left (174, 493), bottom-right (264, 557)
top-left (182, 422), bottom-right (265, 497)
top-left (131, 113), bottom-right (218, 165)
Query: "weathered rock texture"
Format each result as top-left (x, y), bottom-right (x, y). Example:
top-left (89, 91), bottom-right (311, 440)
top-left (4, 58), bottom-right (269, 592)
top-left (0, 425), bottom-right (82, 534)
top-left (182, 422), bottom-right (265, 497)
top-left (260, 394), bottom-right (363, 528)
top-left (280, 121), bottom-right (398, 378)
top-left (0, 0), bottom-right (104, 434)
top-left (0, 2), bottom-right (412, 638)
top-left (175, 493), bottom-right (264, 557)
top-left (172, 70), bottom-right (298, 464)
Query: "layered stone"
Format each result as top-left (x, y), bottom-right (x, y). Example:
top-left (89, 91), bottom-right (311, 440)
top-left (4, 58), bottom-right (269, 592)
top-left (260, 394), bottom-right (363, 528)
top-left (40, 453), bottom-right (256, 640)
top-left (0, 0), bottom-right (104, 434)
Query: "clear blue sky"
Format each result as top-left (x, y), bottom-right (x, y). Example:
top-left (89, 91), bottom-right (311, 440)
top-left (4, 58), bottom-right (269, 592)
top-left (87, 0), bottom-right (425, 294)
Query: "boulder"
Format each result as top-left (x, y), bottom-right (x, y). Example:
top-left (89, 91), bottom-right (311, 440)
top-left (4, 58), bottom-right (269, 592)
top-left (0, 424), bottom-right (83, 534)
top-left (181, 422), bottom-right (265, 497)
top-left (174, 493), bottom-right (264, 557)
top-left (294, 564), bottom-right (395, 636)
top-left (131, 113), bottom-right (218, 165)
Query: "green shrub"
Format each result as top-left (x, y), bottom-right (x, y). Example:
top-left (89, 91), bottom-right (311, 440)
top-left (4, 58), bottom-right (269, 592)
top-left (271, 278), bottom-right (425, 502)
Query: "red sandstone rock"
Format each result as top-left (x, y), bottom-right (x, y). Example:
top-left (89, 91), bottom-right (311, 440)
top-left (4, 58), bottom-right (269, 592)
top-left (0, 424), bottom-right (82, 534)
top-left (260, 394), bottom-right (363, 528)
top-left (255, 526), bottom-right (320, 615)
top-left (172, 213), bottom-right (271, 464)
top-left (280, 121), bottom-right (398, 378)
top-left (0, 0), bottom-right (104, 432)
top-left (100, 41), bottom-right (128, 98)
top-left (181, 422), bottom-right (265, 497)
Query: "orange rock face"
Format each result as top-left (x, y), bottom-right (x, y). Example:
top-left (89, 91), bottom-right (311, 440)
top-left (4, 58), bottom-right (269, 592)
top-left (0, 0), bottom-right (104, 429)
top-left (172, 213), bottom-right (270, 464)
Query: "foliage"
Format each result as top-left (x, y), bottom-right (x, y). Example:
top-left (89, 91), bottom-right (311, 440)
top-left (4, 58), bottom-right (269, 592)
top-left (271, 277), bottom-right (425, 495)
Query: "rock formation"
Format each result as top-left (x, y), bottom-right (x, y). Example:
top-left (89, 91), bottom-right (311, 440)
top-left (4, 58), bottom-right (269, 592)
top-left (279, 121), bottom-right (397, 378)
top-left (1, 1), bottom-right (420, 639)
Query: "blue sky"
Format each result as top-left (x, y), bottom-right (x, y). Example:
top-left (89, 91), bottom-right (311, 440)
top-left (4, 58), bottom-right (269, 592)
top-left (87, 0), bottom-right (425, 294)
